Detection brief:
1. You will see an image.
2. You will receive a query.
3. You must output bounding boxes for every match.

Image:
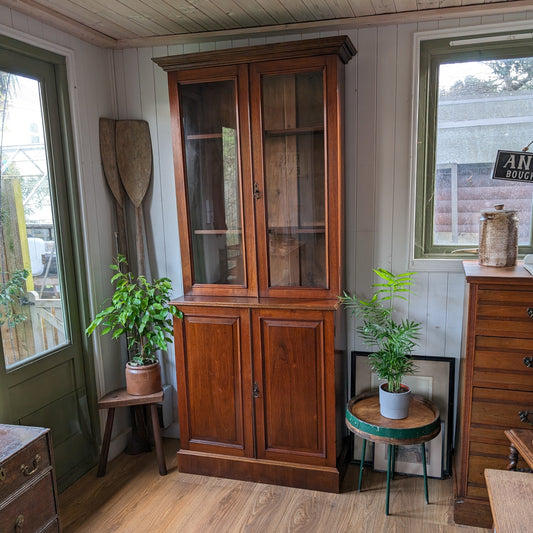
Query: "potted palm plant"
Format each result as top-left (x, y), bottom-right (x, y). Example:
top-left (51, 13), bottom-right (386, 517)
top-left (86, 254), bottom-right (183, 395)
top-left (340, 268), bottom-right (421, 419)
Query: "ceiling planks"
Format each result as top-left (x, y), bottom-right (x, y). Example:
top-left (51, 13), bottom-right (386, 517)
top-left (0, 0), bottom-right (529, 48)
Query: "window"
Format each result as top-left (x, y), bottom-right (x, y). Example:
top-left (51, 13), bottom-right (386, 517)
top-left (415, 31), bottom-right (533, 259)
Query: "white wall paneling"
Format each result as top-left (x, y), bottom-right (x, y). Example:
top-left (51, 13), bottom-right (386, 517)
top-left (2, 5), bottom-right (532, 445)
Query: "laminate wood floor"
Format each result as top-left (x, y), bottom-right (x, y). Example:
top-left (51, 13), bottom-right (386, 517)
top-left (59, 439), bottom-right (490, 533)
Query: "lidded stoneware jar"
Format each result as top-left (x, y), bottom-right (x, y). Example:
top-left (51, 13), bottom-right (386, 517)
top-left (478, 204), bottom-right (518, 267)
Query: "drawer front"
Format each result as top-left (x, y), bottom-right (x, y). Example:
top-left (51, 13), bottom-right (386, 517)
top-left (475, 289), bottom-right (533, 337)
top-left (0, 472), bottom-right (57, 533)
top-left (474, 336), bottom-right (533, 391)
top-left (470, 387), bottom-right (533, 443)
top-left (0, 435), bottom-right (51, 501)
top-left (471, 388), bottom-right (533, 441)
top-left (467, 453), bottom-right (508, 499)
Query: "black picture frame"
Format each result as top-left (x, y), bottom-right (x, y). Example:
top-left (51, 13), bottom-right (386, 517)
top-left (350, 351), bottom-right (455, 478)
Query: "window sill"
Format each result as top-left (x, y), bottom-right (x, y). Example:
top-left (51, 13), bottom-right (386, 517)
top-left (409, 257), bottom-right (467, 273)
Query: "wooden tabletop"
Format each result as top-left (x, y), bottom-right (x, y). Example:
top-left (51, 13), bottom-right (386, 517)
top-left (345, 393), bottom-right (441, 445)
top-left (505, 428), bottom-right (533, 470)
top-left (0, 424), bottom-right (49, 462)
top-left (97, 388), bottom-right (164, 409)
top-left (485, 469), bottom-right (533, 533)
top-left (463, 260), bottom-right (533, 284)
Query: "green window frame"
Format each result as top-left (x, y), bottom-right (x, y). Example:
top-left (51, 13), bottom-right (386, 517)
top-left (415, 30), bottom-right (533, 259)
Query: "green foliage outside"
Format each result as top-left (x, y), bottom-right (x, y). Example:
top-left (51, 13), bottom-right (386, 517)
top-left (339, 269), bottom-right (421, 393)
top-left (442, 58), bottom-right (533, 98)
top-left (0, 268), bottom-right (29, 327)
top-left (86, 255), bottom-right (183, 366)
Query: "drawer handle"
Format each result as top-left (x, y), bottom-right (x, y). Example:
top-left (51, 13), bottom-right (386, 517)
top-left (519, 410), bottom-right (533, 425)
top-left (15, 514), bottom-right (24, 532)
top-left (0, 466), bottom-right (5, 482)
top-left (524, 356), bottom-right (533, 368)
top-left (20, 453), bottom-right (41, 476)
top-left (528, 308), bottom-right (533, 319)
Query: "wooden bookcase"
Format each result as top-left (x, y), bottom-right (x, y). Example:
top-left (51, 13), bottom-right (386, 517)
top-left (455, 262), bottom-right (533, 527)
top-left (153, 36), bottom-right (356, 492)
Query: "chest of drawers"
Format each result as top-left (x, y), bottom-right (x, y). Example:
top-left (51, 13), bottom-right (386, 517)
top-left (0, 424), bottom-right (60, 532)
top-left (454, 262), bottom-right (533, 528)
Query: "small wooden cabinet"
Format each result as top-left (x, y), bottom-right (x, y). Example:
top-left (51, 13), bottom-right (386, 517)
top-left (455, 262), bottom-right (533, 528)
top-left (0, 425), bottom-right (60, 532)
top-left (154, 36), bottom-right (355, 492)
top-left (174, 301), bottom-right (341, 490)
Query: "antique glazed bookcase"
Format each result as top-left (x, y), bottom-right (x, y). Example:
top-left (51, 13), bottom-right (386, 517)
top-left (153, 36), bottom-right (356, 492)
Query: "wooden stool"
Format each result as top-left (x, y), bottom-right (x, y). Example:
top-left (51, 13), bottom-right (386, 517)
top-left (345, 392), bottom-right (441, 515)
top-left (97, 388), bottom-right (167, 477)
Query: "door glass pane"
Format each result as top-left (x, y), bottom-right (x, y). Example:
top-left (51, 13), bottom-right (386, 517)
top-left (0, 72), bottom-right (68, 368)
top-left (262, 71), bottom-right (326, 288)
top-left (181, 80), bottom-right (244, 285)
top-left (434, 57), bottom-right (533, 246)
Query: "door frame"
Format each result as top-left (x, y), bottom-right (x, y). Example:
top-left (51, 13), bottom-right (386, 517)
top-left (0, 33), bottom-right (99, 467)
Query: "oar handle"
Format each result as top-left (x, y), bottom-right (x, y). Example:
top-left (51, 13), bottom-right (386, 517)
top-left (136, 205), bottom-right (145, 276)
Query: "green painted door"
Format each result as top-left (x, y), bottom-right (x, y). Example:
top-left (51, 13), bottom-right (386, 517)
top-left (0, 37), bottom-right (98, 490)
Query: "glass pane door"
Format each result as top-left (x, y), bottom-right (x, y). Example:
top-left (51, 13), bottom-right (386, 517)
top-left (1, 72), bottom-right (67, 368)
top-left (261, 70), bottom-right (326, 288)
top-left (180, 80), bottom-right (245, 286)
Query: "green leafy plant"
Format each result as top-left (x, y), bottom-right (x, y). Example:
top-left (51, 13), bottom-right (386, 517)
top-left (0, 268), bottom-right (29, 327)
top-left (339, 268), bottom-right (421, 393)
top-left (86, 255), bottom-right (183, 366)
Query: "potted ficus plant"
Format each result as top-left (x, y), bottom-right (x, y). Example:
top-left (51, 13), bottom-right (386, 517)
top-left (86, 254), bottom-right (183, 396)
top-left (339, 268), bottom-right (421, 419)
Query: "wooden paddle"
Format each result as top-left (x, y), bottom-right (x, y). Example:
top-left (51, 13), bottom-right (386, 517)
top-left (99, 118), bottom-right (128, 259)
top-left (115, 120), bottom-right (152, 276)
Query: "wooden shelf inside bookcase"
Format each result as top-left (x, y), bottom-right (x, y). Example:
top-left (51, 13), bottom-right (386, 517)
top-left (186, 133), bottom-right (223, 140)
top-left (264, 126), bottom-right (324, 136)
top-left (269, 227), bottom-right (326, 234)
top-left (194, 229), bottom-right (242, 235)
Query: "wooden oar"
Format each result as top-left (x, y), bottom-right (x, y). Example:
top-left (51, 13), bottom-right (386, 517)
top-left (115, 120), bottom-right (152, 276)
top-left (99, 118), bottom-right (128, 259)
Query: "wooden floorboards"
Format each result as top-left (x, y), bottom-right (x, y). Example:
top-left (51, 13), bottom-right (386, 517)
top-left (59, 439), bottom-right (490, 533)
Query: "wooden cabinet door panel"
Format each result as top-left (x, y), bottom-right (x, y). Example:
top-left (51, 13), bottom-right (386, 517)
top-left (252, 308), bottom-right (334, 465)
top-left (168, 65), bottom-right (257, 297)
top-left (174, 306), bottom-right (253, 456)
top-left (250, 55), bottom-right (342, 300)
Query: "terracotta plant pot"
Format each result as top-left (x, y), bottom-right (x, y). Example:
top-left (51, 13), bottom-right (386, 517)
top-left (125, 361), bottom-right (162, 396)
top-left (378, 382), bottom-right (411, 419)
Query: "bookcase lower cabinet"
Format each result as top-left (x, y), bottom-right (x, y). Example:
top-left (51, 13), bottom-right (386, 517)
top-left (173, 300), bottom-right (346, 492)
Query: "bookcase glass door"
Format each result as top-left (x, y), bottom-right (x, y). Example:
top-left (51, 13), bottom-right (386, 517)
top-left (261, 70), bottom-right (327, 289)
top-left (180, 80), bottom-right (244, 286)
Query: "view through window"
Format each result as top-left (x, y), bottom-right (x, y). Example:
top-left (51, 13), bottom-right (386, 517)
top-left (0, 71), bottom-right (67, 368)
top-left (417, 35), bottom-right (533, 257)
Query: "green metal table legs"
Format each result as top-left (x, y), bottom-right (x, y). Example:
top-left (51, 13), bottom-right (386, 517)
top-left (386, 444), bottom-right (393, 515)
top-left (421, 442), bottom-right (429, 504)
top-left (358, 438), bottom-right (367, 491)
top-left (359, 439), bottom-right (429, 515)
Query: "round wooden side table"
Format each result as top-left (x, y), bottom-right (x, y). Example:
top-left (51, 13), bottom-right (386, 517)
top-left (345, 392), bottom-right (441, 515)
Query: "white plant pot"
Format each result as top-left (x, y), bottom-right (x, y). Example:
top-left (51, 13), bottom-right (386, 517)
top-left (379, 382), bottom-right (411, 419)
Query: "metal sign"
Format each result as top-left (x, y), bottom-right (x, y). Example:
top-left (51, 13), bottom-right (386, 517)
top-left (492, 150), bottom-right (533, 182)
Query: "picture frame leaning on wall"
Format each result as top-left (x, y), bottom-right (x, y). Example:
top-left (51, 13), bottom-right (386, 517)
top-left (350, 351), bottom-right (455, 478)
